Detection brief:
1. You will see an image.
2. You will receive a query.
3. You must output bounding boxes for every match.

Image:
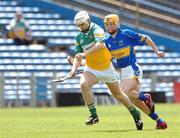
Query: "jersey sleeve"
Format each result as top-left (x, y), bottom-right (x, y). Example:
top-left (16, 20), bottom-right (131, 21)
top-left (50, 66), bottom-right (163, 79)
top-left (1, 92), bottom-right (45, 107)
top-left (104, 33), bottom-right (111, 50)
top-left (125, 29), bottom-right (147, 46)
top-left (75, 38), bottom-right (83, 53)
top-left (93, 27), bottom-right (106, 43)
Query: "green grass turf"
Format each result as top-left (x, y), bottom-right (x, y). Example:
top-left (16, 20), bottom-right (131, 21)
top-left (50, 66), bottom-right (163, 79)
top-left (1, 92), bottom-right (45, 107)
top-left (0, 104), bottom-right (180, 138)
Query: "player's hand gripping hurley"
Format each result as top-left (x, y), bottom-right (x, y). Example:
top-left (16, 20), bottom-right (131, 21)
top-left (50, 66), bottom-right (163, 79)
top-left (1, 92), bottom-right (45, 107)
top-left (52, 70), bottom-right (83, 82)
top-left (52, 56), bottom-right (84, 82)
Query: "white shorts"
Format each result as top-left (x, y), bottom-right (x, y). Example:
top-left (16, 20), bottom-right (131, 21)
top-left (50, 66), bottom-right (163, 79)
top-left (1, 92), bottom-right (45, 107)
top-left (84, 63), bottom-right (119, 83)
top-left (117, 65), bottom-right (143, 84)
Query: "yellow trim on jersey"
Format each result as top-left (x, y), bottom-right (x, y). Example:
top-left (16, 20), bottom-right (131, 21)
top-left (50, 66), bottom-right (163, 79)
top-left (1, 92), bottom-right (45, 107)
top-left (111, 47), bottom-right (130, 59)
top-left (140, 34), bottom-right (146, 42)
top-left (131, 75), bottom-right (138, 79)
top-left (94, 33), bottom-right (105, 37)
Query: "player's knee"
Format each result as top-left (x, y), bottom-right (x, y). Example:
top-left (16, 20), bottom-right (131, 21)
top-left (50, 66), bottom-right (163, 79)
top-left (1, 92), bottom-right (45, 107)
top-left (128, 90), bottom-right (139, 99)
top-left (80, 81), bottom-right (89, 90)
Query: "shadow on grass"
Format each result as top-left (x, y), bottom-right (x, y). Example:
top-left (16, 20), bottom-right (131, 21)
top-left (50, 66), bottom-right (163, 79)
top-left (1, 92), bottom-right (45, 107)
top-left (92, 128), bottom-right (155, 133)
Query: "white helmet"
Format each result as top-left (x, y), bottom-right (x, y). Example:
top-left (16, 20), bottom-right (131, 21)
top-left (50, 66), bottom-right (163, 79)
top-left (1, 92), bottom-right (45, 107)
top-left (74, 11), bottom-right (90, 26)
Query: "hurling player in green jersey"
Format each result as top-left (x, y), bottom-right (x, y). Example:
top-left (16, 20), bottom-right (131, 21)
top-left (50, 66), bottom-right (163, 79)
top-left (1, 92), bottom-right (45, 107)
top-left (68, 11), bottom-right (143, 130)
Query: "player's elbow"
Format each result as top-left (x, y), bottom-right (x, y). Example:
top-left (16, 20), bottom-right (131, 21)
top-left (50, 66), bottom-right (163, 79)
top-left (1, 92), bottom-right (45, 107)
top-left (145, 35), bottom-right (152, 43)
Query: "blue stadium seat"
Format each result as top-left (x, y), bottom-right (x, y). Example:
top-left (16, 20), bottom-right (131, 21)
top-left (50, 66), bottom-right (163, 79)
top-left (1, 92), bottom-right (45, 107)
top-left (0, 12), bottom-right (61, 19)
top-left (0, 6), bottom-right (39, 12)
top-left (138, 58), bottom-right (180, 64)
top-left (0, 45), bottom-right (47, 53)
top-left (0, 1), bottom-right (17, 6)
top-left (0, 38), bottom-right (14, 45)
top-left (157, 71), bottom-right (180, 77)
top-left (136, 52), bottom-right (180, 58)
top-left (3, 72), bottom-right (31, 77)
top-left (32, 31), bottom-right (77, 38)
top-left (30, 25), bottom-right (77, 31)
top-left (0, 19), bottom-right (74, 26)
top-left (135, 45), bottom-right (165, 52)
top-left (47, 38), bottom-right (74, 47)
top-left (142, 65), bottom-right (180, 71)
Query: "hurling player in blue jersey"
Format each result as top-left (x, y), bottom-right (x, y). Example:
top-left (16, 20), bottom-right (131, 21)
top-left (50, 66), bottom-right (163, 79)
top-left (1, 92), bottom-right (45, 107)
top-left (104, 14), bottom-right (167, 129)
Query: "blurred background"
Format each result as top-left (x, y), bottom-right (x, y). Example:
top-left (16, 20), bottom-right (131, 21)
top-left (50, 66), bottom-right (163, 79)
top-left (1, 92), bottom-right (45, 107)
top-left (0, 0), bottom-right (179, 108)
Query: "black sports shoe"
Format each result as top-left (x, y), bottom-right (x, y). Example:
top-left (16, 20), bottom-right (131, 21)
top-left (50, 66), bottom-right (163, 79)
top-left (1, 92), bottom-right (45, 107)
top-left (85, 116), bottom-right (99, 125)
top-left (133, 110), bottom-right (143, 130)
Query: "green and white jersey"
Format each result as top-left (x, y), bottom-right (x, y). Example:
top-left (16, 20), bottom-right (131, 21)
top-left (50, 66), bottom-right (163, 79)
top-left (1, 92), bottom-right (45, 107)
top-left (74, 23), bottom-right (112, 70)
top-left (75, 23), bottom-right (105, 52)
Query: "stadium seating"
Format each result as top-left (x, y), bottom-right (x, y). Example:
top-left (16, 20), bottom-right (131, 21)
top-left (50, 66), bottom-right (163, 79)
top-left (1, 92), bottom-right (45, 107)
top-left (63, 0), bottom-right (180, 38)
top-left (0, 0), bottom-right (179, 107)
top-left (149, 0), bottom-right (180, 10)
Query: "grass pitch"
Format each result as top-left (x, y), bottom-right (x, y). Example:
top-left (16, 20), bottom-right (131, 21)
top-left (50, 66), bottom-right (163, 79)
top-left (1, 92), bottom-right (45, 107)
top-left (0, 104), bottom-right (180, 138)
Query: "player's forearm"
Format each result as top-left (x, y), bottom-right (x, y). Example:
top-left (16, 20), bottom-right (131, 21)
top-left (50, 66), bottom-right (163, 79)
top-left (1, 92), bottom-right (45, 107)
top-left (84, 42), bottom-right (105, 56)
top-left (146, 36), bottom-right (159, 54)
top-left (71, 57), bottom-right (82, 72)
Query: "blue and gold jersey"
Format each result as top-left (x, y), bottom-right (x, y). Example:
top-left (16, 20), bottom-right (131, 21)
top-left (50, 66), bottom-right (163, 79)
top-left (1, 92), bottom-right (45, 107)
top-left (105, 28), bottom-right (147, 72)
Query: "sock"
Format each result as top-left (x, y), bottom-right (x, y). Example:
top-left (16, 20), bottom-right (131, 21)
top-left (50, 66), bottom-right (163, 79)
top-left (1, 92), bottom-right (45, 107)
top-left (157, 118), bottom-right (164, 124)
top-left (129, 105), bottom-right (139, 119)
top-left (149, 112), bottom-right (160, 121)
top-left (88, 103), bottom-right (97, 117)
top-left (138, 92), bottom-right (147, 101)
